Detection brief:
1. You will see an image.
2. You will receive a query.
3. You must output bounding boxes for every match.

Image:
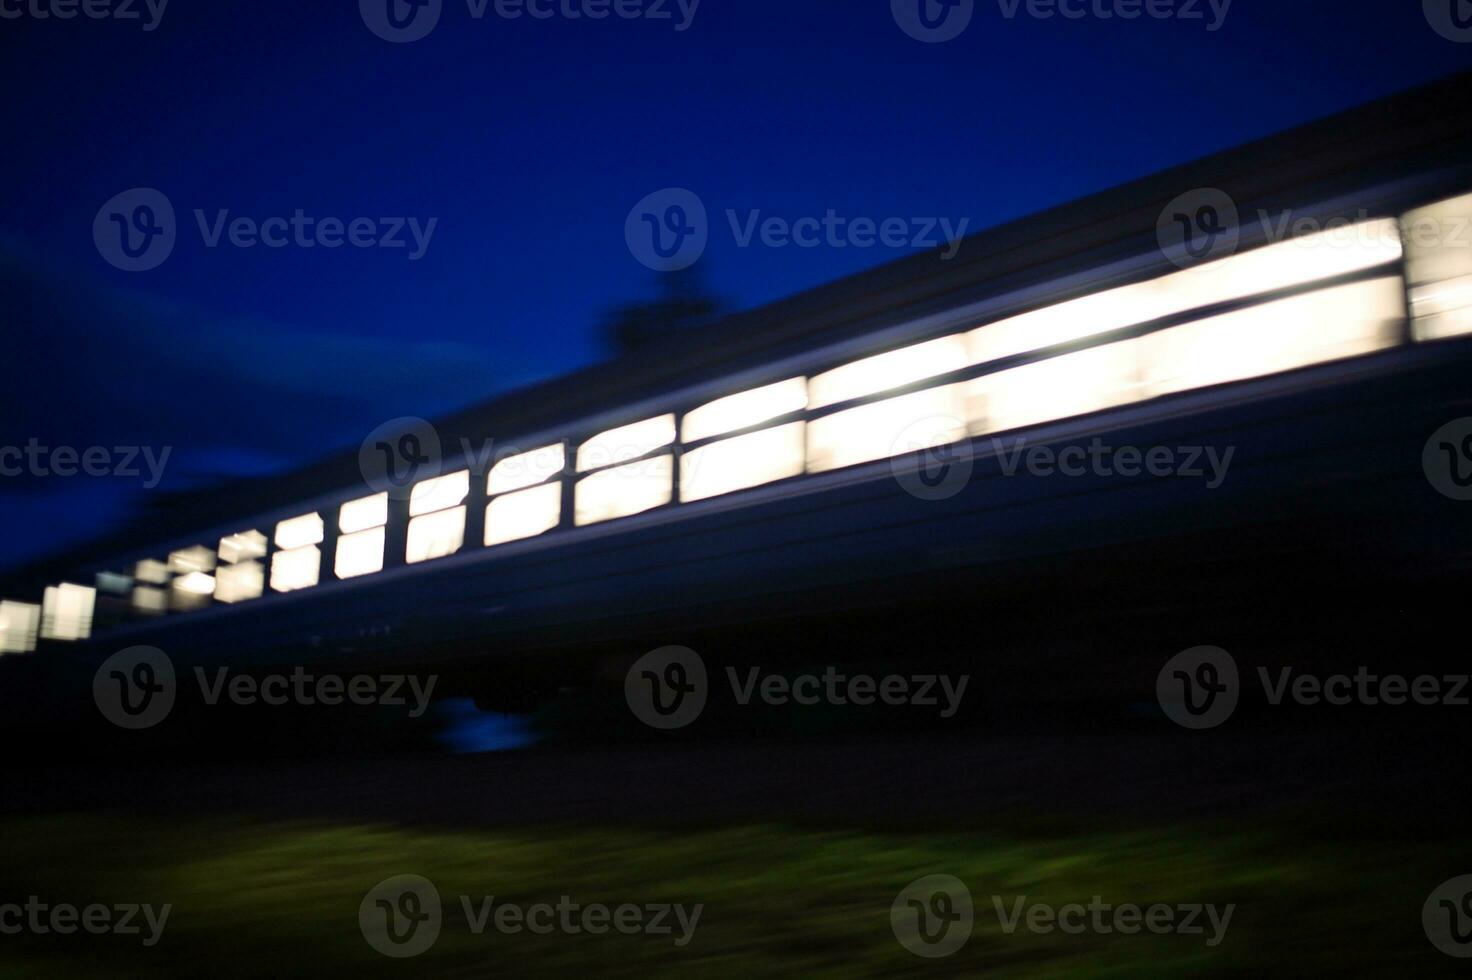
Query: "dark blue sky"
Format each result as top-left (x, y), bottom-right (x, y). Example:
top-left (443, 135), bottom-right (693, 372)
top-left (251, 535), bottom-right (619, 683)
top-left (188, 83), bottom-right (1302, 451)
top-left (0, 0), bottom-right (1469, 568)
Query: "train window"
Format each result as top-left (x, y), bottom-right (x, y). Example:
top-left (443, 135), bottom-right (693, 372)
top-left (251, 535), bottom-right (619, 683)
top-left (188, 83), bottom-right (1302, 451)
top-left (96, 572), bottom-right (133, 596)
top-left (41, 584), bottom-right (95, 641)
top-left (682, 379), bottom-right (808, 443)
top-left (575, 454), bottom-right (674, 525)
top-left (1403, 193), bottom-right (1472, 342)
top-left (215, 561), bottom-right (265, 604)
top-left (0, 600), bottom-right (40, 654)
top-left (410, 471), bottom-right (469, 518)
top-left (406, 471), bottom-right (468, 563)
top-left (132, 587), bottom-right (168, 615)
top-left (681, 422), bottom-right (806, 502)
top-left (486, 481), bottom-right (562, 546)
top-left (968, 338), bottom-right (1145, 435)
top-left (968, 219), bottom-right (1403, 366)
top-left (135, 559), bottom-right (170, 586)
top-left (169, 546), bottom-right (216, 575)
top-left (1141, 277), bottom-right (1404, 397)
top-left (275, 512), bottom-right (324, 550)
top-left (489, 444), bottom-right (565, 496)
top-left (271, 544), bottom-right (321, 593)
top-left (272, 512), bottom-right (324, 592)
top-left (337, 493), bottom-right (389, 579)
top-left (406, 507), bottom-right (466, 564)
top-left (171, 571), bottom-right (216, 612)
top-left (218, 530), bottom-right (267, 565)
top-left (807, 384), bottom-right (968, 474)
top-left (808, 337), bottom-right (968, 410)
top-left (577, 416), bottom-right (676, 472)
top-left (339, 493), bottom-right (388, 535)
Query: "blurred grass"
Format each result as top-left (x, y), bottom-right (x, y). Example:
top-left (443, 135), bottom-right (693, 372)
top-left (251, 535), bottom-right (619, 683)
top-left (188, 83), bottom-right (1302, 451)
top-left (0, 813), bottom-right (1460, 977)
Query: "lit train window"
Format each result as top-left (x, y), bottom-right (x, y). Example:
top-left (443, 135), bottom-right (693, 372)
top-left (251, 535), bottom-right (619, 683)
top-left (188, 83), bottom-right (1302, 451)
top-left (682, 379), bottom-right (808, 443)
top-left (167, 546), bottom-right (216, 610)
top-left (489, 444), bottom-right (565, 496)
top-left (134, 559), bottom-right (170, 586)
top-left (681, 422), bottom-right (806, 502)
top-left (575, 455), bottom-right (674, 525)
top-left (808, 337), bottom-right (968, 410)
top-left (0, 600), bottom-right (40, 654)
top-left (218, 530), bottom-right (267, 565)
top-left (41, 584), bottom-right (95, 642)
top-left (1140, 277), bottom-right (1404, 397)
top-left (95, 571), bottom-right (132, 596)
top-left (132, 587), bottom-right (168, 615)
top-left (169, 546), bottom-right (216, 575)
top-left (1403, 193), bottom-right (1472, 342)
top-left (967, 219), bottom-right (1404, 366)
top-left (576, 416), bottom-right (675, 472)
top-left (486, 482), bottom-right (562, 546)
top-left (407, 472), bottom-right (468, 564)
top-left (807, 384), bottom-right (968, 474)
top-left (486, 446), bottom-right (563, 546)
top-left (214, 530), bottom-right (266, 603)
top-left (337, 492), bottom-right (389, 579)
top-left (968, 338), bottom-right (1145, 435)
top-left (215, 562), bottom-right (265, 604)
top-left (272, 512), bottom-right (324, 593)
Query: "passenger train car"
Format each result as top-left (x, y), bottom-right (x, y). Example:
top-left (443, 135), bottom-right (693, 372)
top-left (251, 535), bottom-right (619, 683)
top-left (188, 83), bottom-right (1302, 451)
top-left (4, 74), bottom-right (1472, 714)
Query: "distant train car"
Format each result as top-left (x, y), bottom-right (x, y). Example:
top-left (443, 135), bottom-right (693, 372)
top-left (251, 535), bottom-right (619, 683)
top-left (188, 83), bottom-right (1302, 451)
top-left (5, 74), bottom-right (1472, 705)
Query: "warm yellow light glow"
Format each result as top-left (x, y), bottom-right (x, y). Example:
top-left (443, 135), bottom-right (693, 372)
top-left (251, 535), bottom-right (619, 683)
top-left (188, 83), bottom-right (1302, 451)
top-left (271, 546), bottom-right (321, 593)
top-left (489, 444), bottom-right (565, 495)
top-left (339, 492), bottom-right (388, 534)
top-left (335, 527), bottom-right (386, 579)
top-left (135, 559), bottom-right (170, 585)
top-left (168, 545), bottom-right (216, 574)
top-left (1404, 194), bottom-right (1472, 342)
top-left (132, 586), bottom-right (167, 615)
top-left (174, 571), bottom-right (216, 596)
top-left (807, 385), bottom-right (967, 473)
top-left (407, 507), bottom-right (466, 563)
top-left (577, 416), bottom-right (676, 472)
top-left (682, 379), bottom-right (809, 443)
top-left (1141, 277), bottom-right (1404, 397)
top-left (41, 584), bottom-right (95, 642)
top-left (215, 561), bottom-right (264, 603)
top-left (0, 600), bottom-right (40, 654)
top-left (218, 530), bottom-right (267, 565)
top-left (485, 482), bottom-right (562, 546)
top-left (681, 422), bottom-right (806, 502)
top-left (575, 454), bottom-right (674, 524)
top-left (968, 219), bottom-right (1403, 365)
top-left (410, 470), bottom-right (469, 518)
top-left (968, 339), bottom-right (1146, 435)
top-left (275, 512), bottom-right (324, 550)
top-left (808, 337), bottom-right (969, 410)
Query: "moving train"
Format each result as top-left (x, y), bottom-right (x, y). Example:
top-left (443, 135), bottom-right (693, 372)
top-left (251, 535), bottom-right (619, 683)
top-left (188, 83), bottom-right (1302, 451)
top-left (4, 73), bottom-right (1472, 710)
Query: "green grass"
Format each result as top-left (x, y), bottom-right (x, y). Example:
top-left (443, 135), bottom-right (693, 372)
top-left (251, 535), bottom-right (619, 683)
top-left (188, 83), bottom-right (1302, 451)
top-left (0, 814), bottom-right (1459, 977)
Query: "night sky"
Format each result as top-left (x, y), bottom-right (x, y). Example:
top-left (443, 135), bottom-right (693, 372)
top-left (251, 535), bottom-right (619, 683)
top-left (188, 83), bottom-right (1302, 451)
top-left (0, 0), bottom-right (1468, 569)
